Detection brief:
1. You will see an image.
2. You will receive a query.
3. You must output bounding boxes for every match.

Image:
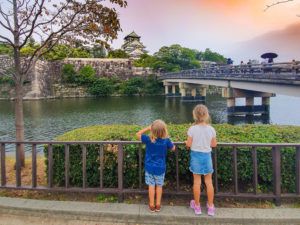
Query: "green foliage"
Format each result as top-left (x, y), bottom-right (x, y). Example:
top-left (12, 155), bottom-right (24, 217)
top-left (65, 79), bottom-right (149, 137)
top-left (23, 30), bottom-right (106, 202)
top-left (92, 45), bottom-right (107, 58)
top-left (87, 78), bottom-right (114, 96)
top-left (61, 64), bottom-right (77, 83)
top-left (77, 65), bottom-right (96, 85)
top-left (0, 76), bottom-right (14, 85)
top-left (133, 45), bottom-right (227, 72)
top-left (0, 43), bottom-right (12, 55)
top-left (108, 49), bottom-right (129, 58)
top-left (46, 124), bottom-right (300, 192)
top-left (198, 48), bottom-right (227, 63)
top-left (153, 44), bottom-right (200, 72)
top-left (44, 45), bottom-right (91, 60)
top-left (120, 77), bottom-right (145, 95)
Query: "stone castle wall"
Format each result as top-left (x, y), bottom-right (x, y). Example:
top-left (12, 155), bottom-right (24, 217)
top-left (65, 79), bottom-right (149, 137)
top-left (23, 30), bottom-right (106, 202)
top-left (0, 56), bottom-right (153, 99)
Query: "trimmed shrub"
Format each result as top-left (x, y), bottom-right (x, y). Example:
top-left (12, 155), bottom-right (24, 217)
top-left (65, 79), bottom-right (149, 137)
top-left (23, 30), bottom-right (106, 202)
top-left (61, 64), bottom-right (77, 83)
top-left (45, 124), bottom-right (300, 192)
top-left (87, 78), bottom-right (114, 96)
top-left (77, 65), bottom-right (96, 85)
top-left (120, 77), bottom-right (145, 95)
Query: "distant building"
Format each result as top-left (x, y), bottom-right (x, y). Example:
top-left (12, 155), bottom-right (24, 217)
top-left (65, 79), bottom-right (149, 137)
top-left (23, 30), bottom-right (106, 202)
top-left (121, 31), bottom-right (146, 59)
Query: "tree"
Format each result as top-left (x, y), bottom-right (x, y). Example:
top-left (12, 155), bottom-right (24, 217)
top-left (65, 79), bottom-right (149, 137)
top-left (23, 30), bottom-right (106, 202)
top-left (0, 0), bottom-right (127, 166)
top-left (199, 48), bottom-right (226, 63)
top-left (108, 49), bottom-right (129, 58)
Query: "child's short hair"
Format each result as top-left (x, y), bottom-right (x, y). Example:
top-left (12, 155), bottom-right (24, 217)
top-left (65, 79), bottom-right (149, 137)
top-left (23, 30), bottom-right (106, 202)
top-left (150, 119), bottom-right (168, 141)
top-left (193, 104), bottom-right (210, 124)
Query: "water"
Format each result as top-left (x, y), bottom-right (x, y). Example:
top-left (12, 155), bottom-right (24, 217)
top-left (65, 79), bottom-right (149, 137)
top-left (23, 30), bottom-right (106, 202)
top-left (0, 94), bottom-right (300, 143)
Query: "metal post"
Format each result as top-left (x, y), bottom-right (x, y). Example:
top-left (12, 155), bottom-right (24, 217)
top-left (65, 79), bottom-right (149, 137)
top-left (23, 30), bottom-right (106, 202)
top-left (272, 146), bottom-right (281, 206)
top-left (117, 144), bottom-right (124, 202)
top-left (0, 143), bottom-right (6, 186)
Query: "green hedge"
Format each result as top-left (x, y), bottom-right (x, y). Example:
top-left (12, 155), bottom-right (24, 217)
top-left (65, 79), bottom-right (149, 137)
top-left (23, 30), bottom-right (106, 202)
top-left (45, 124), bottom-right (300, 192)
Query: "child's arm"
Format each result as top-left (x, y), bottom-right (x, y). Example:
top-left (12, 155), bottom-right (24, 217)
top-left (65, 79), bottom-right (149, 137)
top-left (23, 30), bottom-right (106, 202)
top-left (185, 136), bottom-right (193, 149)
top-left (136, 126), bottom-right (151, 141)
top-left (211, 137), bottom-right (217, 148)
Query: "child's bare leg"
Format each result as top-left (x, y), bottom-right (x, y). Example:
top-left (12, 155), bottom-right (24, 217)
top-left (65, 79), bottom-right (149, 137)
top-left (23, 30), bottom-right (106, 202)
top-left (155, 186), bottom-right (163, 206)
top-left (148, 186), bottom-right (155, 206)
top-left (193, 174), bottom-right (201, 206)
top-left (204, 174), bottom-right (214, 207)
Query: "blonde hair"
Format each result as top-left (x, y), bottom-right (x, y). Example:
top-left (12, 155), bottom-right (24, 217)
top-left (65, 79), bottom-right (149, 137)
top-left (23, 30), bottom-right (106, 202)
top-left (150, 119), bottom-right (168, 142)
top-left (192, 104), bottom-right (211, 124)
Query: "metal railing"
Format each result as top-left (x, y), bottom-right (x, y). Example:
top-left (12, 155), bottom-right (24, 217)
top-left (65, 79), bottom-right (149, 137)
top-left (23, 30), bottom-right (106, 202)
top-left (159, 62), bottom-right (300, 84)
top-left (0, 141), bottom-right (300, 206)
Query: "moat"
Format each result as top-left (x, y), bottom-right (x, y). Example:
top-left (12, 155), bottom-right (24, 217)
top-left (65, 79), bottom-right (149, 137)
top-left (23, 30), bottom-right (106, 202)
top-left (1, 94), bottom-right (300, 142)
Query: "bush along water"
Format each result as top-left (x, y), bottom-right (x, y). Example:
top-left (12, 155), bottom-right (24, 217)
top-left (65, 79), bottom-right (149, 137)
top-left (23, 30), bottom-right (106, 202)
top-left (44, 124), bottom-right (300, 192)
top-left (61, 64), bottom-right (163, 96)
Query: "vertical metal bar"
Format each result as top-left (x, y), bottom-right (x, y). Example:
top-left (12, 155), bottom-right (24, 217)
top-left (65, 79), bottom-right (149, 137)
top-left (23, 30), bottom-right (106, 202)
top-left (82, 145), bottom-right (87, 189)
top-left (138, 144), bottom-right (142, 190)
top-left (65, 144), bottom-right (70, 188)
top-left (16, 143), bottom-right (21, 187)
top-left (296, 146), bottom-right (300, 195)
top-left (99, 144), bottom-right (104, 189)
top-left (117, 143), bottom-right (124, 202)
top-left (0, 143), bottom-right (6, 186)
top-left (233, 146), bottom-right (238, 194)
top-left (213, 148), bottom-right (218, 193)
top-left (252, 147), bottom-right (258, 195)
top-left (176, 147), bottom-right (179, 192)
top-left (32, 144), bottom-right (37, 188)
top-left (272, 146), bottom-right (281, 206)
top-left (48, 144), bottom-right (53, 188)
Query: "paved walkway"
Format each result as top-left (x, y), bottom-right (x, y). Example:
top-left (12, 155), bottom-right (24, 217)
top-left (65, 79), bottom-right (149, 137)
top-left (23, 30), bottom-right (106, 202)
top-left (0, 197), bottom-right (300, 225)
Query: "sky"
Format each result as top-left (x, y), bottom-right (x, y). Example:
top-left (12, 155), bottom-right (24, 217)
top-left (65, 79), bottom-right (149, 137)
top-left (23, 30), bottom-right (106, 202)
top-left (111, 0), bottom-right (300, 63)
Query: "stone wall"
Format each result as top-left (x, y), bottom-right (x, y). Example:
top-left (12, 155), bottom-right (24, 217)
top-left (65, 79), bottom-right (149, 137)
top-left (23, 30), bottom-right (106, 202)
top-left (0, 57), bottom-right (153, 99)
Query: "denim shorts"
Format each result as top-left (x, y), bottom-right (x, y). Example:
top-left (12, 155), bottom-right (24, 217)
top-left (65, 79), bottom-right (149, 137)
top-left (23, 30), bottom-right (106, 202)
top-left (189, 150), bottom-right (214, 175)
top-left (145, 171), bottom-right (165, 186)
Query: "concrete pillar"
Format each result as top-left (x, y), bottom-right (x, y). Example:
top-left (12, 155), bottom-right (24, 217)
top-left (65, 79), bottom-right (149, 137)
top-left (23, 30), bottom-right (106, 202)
top-left (172, 85), bottom-right (176, 95)
top-left (227, 98), bottom-right (236, 108)
top-left (191, 88), bottom-right (197, 97)
top-left (165, 85), bottom-right (169, 95)
top-left (245, 97), bottom-right (254, 116)
top-left (180, 87), bottom-right (186, 97)
top-left (262, 97), bottom-right (270, 115)
top-left (200, 87), bottom-right (207, 97)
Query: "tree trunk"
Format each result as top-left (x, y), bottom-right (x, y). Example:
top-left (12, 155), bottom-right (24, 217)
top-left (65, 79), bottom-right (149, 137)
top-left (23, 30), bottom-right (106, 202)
top-left (12, 0), bottom-right (25, 167)
top-left (15, 83), bottom-right (25, 167)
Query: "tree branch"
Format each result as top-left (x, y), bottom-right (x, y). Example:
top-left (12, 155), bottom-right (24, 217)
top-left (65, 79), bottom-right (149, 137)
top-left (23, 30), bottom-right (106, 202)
top-left (264, 0), bottom-right (294, 11)
top-left (0, 35), bottom-right (14, 46)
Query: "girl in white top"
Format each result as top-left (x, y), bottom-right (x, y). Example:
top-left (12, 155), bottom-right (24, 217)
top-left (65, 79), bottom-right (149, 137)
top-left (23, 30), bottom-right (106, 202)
top-left (185, 104), bottom-right (217, 216)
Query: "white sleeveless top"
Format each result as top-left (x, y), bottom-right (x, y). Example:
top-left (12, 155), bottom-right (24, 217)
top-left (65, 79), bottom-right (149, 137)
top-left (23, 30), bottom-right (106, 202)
top-left (187, 125), bottom-right (216, 153)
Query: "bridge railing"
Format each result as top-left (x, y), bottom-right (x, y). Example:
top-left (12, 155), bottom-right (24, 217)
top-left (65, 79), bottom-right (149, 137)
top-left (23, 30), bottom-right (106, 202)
top-left (160, 62), bottom-right (300, 82)
top-left (0, 141), bottom-right (299, 205)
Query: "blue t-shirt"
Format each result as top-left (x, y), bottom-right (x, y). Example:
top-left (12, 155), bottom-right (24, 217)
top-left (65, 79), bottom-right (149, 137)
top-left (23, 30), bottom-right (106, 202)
top-left (141, 134), bottom-right (174, 175)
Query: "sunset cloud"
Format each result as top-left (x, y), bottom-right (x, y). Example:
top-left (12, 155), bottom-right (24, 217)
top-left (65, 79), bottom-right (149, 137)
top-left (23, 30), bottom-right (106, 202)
top-left (112, 0), bottom-right (300, 62)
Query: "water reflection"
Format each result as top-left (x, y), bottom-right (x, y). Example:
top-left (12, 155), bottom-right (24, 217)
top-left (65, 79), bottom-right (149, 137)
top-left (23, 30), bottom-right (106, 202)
top-left (0, 94), bottom-right (300, 144)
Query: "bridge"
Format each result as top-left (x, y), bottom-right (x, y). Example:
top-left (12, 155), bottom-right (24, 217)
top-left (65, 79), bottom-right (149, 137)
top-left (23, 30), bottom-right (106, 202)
top-left (159, 62), bottom-right (300, 116)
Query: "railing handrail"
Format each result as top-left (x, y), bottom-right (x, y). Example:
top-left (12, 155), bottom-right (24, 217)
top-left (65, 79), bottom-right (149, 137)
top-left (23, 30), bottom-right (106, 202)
top-left (1, 140), bottom-right (300, 206)
top-left (1, 140), bottom-right (300, 146)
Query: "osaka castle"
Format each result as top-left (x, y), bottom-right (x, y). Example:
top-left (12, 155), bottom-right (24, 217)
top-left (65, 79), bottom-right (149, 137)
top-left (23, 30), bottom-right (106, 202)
top-left (121, 31), bottom-right (147, 59)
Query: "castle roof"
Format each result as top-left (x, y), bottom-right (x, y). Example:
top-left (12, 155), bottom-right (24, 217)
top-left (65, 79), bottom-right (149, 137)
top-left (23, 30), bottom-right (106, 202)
top-left (124, 31), bottom-right (141, 40)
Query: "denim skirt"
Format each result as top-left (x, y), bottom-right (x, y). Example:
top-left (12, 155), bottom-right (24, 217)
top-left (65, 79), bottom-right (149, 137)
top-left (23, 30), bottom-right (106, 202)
top-left (189, 150), bottom-right (214, 175)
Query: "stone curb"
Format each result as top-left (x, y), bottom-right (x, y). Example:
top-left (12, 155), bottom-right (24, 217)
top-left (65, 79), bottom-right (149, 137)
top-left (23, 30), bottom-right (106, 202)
top-left (0, 197), bottom-right (300, 225)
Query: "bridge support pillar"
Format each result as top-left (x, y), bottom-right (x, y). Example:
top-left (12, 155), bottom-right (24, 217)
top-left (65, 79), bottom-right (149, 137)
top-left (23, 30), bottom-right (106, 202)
top-left (223, 88), bottom-right (274, 116)
top-left (172, 85), bottom-right (176, 95)
top-left (262, 97), bottom-right (270, 115)
top-left (180, 83), bottom-right (207, 102)
top-left (245, 97), bottom-right (254, 116)
top-left (164, 82), bottom-right (181, 97)
top-left (165, 85), bottom-right (169, 95)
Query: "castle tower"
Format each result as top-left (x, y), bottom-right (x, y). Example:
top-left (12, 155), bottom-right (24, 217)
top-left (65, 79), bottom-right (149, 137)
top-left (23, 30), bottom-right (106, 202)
top-left (121, 31), bottom-right (146, 59)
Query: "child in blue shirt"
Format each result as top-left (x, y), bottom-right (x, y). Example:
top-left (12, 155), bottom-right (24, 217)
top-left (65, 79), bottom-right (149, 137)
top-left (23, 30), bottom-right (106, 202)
top-left (136, 120), bottom-right (175, 213)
